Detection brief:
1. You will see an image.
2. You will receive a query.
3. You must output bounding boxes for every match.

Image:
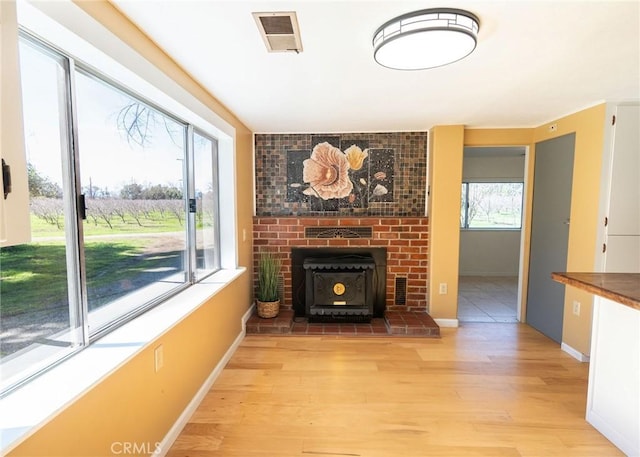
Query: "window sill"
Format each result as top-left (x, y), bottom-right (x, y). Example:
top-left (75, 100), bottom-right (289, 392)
top-left (0, 267), bottom-right (246, 454)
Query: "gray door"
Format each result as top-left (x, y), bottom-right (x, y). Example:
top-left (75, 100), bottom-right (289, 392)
top-left (526, 134), bottom-right (575, 343)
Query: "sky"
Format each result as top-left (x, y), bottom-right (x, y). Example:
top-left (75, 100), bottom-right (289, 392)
top-left (20, 39), bottom-right (189, 194)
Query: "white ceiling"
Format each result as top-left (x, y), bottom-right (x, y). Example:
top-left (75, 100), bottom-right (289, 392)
top-left (112, 0), bottom-right (640, 134)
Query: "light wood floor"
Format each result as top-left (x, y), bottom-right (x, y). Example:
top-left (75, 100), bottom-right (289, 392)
top-left (167, 323), bottom-right (621, 456)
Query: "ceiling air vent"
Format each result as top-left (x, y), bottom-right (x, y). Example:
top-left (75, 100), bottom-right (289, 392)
top-left (252, 11), bottom-right (303, 53)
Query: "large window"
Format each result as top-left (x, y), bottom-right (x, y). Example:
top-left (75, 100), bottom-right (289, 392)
top-left (0, 32), bottom-right (221, 394)
top-left (460, 182), bottom-right (523, 229)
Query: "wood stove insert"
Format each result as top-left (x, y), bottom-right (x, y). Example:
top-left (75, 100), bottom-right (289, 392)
top-left (304, 255), bottom-right (375, 322)
top-left (291, 247), bottom-right (386, 319)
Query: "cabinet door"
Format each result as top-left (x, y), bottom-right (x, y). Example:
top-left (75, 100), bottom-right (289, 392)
top-left (607, 104), bottom-right (640, 236)
top-left (606, 235), bottom-right (640, 272)
top-left (0, 0), bottom-right (31, 246)
top-left (587, 296), bottom-right (640, 456)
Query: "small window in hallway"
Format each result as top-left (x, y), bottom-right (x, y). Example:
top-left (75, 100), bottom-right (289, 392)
top-left (461, 182), bottom-right (523, 229)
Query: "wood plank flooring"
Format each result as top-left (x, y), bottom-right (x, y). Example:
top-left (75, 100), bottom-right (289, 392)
top-left (167, 323), bottom-right (621, 456)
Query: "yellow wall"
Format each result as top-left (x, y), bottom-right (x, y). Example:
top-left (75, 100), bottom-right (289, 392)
top-left (427, 125), bottom-right (465, 319)
top-left (8, 2), bottom-right (255, 456)
top-left (532, 104), bottom-right (607, 355)
top-left (9, 284), bottom-right (250, 457)
top-left (464, 128), bottom-right (534, 147)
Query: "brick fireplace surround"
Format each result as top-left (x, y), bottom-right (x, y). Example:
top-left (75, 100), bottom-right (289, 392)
top-left (249, 216), bottom-right (439, 336)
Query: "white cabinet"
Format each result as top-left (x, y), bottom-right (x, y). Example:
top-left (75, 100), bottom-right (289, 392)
top-left (587, 296), bottom-right (640, 456)
top-left (606, 236), bottom-right (640, 272)
top-left (608, 105), bottom-right (640, 236)
top-left (599, 103), bottom-right (640, 273)
top-left (0, 0), bottom-right (31, 247)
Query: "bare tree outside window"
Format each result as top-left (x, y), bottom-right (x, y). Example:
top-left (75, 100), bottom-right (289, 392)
top-left (461, 182), bottom-right (523, 229)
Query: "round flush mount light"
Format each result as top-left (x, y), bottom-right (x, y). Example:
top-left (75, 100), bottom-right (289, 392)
top-left (373, 8), bottom-right (480, 71)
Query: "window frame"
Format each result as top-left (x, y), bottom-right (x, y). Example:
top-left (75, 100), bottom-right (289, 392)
top-left (0, 29), bottom-right (222, 396)
top-left (71, 60), bottom-right (193, 339)
top-left (192, 128), bottom-right (221, 280)
top-left (460, 181), bottom-right (524, 230)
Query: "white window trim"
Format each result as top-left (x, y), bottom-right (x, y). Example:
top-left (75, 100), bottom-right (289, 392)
top-left (15, 0), bottom-right (239, 282)
top-left (16, 3), bottom-right (238, 264)
top-left (18, 0), bottom-right (234, 139)
top-left (0, 1), bottom-right (242, 451)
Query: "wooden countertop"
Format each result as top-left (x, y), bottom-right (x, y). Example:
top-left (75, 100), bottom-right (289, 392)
top-left (551, 272), bottom-right (640, 311)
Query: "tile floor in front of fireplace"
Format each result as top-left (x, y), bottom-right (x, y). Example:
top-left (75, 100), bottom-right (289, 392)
top-left (246, 309), bottom-right (440, 337)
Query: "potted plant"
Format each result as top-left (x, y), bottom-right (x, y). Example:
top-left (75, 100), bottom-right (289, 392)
top-left (256, 250), bottom-right (282, 318)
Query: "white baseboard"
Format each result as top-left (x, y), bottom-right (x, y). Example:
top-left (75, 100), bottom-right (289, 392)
top-left (154, 304), bottom-right (254, 457)
top-left (561, 342), bottom-right (590, 362)
top-left (434, 318), bottom-right (459, 328)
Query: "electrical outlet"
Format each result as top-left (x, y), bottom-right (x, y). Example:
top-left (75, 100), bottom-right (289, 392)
top-left (439, 283), bottom-right (448, 294)
top-left (154, 345), bottom-right (164, 372)
top-left (572, 300), bottom-right (581, 316)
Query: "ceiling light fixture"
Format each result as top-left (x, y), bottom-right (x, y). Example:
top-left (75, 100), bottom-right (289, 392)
top-left (373, 8), bottom-right (480, 70)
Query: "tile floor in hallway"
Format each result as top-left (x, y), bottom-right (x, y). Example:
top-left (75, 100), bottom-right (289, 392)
top-left (458, 276), bottom-right (519, 323)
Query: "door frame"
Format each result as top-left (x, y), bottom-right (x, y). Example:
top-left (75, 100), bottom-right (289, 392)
top-left (455, 144), bottom-right (532, 323)
top-left (516, 144), bottom-right (531, 322)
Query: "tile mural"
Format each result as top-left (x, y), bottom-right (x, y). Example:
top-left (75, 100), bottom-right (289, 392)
top-left (256, 132), bottom-right (427, 216)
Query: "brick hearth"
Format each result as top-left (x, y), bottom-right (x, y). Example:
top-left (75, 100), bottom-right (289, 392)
top-left (246, 309), bottom-right (440, 337)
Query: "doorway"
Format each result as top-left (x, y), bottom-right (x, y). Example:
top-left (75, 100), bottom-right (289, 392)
top-left (458, 147), bottom-right (526, 323)
top-left (526, 134), bottom-right (575, 343)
